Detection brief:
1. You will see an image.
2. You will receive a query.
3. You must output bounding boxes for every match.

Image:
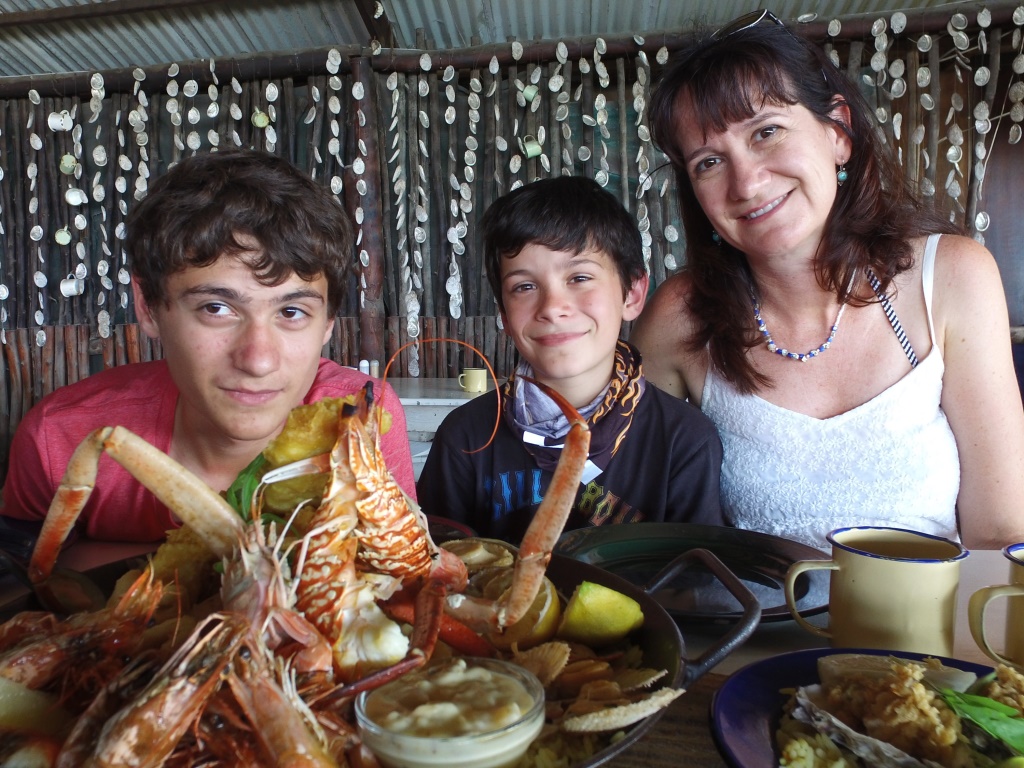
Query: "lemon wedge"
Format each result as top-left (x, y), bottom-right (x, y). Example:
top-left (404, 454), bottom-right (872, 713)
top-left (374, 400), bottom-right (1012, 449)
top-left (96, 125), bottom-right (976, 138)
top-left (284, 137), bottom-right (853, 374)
top-left (0, 677), bottom-right (73, 734)
top-left (555, 581), bottom-right (644, 646)
top-left (475, 568), bottom-right (562, 651)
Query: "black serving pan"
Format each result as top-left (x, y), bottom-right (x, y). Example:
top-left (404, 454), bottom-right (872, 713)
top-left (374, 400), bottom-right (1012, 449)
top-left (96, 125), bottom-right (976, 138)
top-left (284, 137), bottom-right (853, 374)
top-left (544, 549), bottom-right (761, 766)
top-left (556, 523), bottom-right (830, 625)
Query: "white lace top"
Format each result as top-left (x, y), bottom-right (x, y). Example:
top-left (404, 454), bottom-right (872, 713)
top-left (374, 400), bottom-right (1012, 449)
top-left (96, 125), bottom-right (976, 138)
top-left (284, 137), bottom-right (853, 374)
top-left (701, 235), bottom-right (960, 551)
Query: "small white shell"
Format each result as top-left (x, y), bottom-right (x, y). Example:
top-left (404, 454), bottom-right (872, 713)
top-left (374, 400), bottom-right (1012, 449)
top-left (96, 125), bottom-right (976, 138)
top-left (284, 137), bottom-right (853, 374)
top-left (65, 188), bottom-right (89, 206)
top-left (188, 106), bottom-right (201, 124)
top-left (266, 82), bottom-right (279, 101)
top-left (30, 133), bottom-right (43, 150)
top-left (183, 79), bottom-right (198, 98)
top-left (331, 176), bottom-right (343, 194)
top-left (556, 41), bottom-right (569, 64)
top-left (230, 103), bottom-right (242, 121)
top-left (512, 41), bottom-right (524, 60)
top-left (420, 53), bottom-right (432, 71)
top-left (353, 81), bottom-right (365, 100)
top-left (91, 72), bottom-right (105, 90)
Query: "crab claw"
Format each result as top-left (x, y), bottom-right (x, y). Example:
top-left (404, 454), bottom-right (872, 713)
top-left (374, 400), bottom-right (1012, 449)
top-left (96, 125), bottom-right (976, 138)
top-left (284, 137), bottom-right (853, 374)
top-left (29, 426), bottom-right (244, 586)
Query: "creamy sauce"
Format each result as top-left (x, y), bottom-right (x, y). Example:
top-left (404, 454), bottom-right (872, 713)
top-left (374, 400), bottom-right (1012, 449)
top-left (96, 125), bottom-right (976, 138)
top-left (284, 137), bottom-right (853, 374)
top-left (357, 658), bottom-right (544, 768)
top-left (364, 659), bottom-right (534, 737)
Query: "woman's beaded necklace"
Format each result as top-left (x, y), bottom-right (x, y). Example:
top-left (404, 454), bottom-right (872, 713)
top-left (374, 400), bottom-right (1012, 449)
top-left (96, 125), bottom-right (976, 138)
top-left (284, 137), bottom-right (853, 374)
top-left (752, 292), bottom-right (848, 363)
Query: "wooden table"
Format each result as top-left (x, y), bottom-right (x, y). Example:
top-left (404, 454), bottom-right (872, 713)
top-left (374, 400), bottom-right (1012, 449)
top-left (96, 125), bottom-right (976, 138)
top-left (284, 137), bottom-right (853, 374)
top-left (606, 548), bottom-right (1012, 768)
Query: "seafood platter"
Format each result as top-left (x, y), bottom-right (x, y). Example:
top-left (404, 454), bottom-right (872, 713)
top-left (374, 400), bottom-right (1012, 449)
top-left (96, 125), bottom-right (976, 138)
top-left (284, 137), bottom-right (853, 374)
top-left (0, 383), bottom-right (760, 767)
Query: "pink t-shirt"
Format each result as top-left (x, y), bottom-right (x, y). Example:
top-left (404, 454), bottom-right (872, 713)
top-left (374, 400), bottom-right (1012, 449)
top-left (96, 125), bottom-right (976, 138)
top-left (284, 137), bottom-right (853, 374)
top-left (1, 358), bottom-right (416, 542)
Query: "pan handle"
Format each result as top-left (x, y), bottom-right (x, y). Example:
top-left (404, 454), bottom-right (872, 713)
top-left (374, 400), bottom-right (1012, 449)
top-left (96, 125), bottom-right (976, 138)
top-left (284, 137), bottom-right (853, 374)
top-left (642, 547), bottom-right (761, 686)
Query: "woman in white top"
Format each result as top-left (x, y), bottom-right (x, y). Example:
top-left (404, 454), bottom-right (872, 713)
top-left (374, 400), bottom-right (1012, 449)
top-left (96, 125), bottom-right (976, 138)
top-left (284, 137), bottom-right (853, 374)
top-left (631, 10), bottom-right (1024, 551)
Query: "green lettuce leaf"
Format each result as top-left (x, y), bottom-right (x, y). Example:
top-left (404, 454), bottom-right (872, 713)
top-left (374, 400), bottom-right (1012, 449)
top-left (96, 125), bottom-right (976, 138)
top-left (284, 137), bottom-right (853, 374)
top-left (223, 453), bottom-right (268, 522)
top-left (941, 688), bottom-right (1024, 755)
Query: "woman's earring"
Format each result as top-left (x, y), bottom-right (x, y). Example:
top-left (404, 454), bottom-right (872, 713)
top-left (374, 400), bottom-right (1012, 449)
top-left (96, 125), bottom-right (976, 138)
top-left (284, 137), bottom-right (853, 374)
top-left (836, 164), bottom-right (849, 187)
top-left (711, 230), bottom-right (722, 245)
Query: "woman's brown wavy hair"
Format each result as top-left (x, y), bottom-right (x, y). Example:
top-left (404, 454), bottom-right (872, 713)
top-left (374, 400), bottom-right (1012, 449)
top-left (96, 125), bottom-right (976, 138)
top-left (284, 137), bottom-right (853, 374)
top-left (649, 21), bottom-right (960, 392)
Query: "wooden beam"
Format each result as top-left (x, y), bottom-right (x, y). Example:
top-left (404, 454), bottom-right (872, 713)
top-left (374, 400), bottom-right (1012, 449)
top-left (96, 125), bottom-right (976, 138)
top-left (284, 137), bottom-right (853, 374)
top-left (351, 0), bottom-right (395, 48)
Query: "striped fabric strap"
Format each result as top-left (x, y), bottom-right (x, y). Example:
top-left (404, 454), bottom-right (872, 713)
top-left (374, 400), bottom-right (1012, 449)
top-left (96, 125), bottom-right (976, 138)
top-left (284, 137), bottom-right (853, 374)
top-left (866, 268), bottom-right (919, 369)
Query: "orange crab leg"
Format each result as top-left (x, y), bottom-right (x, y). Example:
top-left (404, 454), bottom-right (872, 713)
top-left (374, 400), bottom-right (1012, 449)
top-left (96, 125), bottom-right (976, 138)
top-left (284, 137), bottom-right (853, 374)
top-left (446, 378), bottom-right (591, 632)
top-left (29, 426), bottom-right (244, 585)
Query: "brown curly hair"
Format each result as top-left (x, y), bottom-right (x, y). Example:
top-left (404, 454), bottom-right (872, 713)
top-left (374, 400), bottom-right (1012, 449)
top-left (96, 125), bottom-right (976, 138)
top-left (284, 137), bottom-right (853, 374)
top-left (126, 148), bottom-right (353, 315)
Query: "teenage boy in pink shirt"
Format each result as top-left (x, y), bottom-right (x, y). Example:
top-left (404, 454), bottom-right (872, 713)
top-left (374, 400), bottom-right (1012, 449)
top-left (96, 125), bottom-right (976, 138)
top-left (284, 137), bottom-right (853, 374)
top-left (2, 149), bottom-right (414, 541)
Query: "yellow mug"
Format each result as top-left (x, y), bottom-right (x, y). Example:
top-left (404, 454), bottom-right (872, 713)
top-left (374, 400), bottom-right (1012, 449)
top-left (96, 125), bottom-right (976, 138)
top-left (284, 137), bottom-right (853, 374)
top-left (969, 543), bottom-right (1024, 669)
top-left (458, 368), bottom-right (487, 393)
top-left (784, 526), bottom-right (968, 656)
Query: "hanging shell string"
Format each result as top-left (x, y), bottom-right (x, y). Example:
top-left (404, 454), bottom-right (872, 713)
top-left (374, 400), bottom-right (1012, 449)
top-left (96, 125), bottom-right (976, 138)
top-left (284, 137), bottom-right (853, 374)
top-left (752, 274), bottom-right (856, 362)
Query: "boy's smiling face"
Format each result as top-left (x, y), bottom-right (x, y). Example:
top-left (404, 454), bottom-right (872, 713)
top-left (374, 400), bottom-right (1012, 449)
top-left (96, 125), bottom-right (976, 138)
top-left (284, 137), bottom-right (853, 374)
top-left (499, 243), bottom-right (648, 407)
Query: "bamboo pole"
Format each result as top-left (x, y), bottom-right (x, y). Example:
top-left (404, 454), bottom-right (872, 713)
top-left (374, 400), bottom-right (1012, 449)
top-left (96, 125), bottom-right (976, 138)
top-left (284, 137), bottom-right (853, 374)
top-left (350, 56), bottom-right (386, 364)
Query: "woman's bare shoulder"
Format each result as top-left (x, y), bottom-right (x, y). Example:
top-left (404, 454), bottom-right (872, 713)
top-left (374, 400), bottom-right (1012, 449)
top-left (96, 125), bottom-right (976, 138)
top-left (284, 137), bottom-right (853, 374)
top-left (630, 273), bottom-right (705, 400)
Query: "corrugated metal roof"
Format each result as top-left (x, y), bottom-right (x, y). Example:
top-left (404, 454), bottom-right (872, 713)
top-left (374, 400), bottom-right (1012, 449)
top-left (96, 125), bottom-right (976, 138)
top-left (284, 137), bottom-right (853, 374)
top-left (0, 0), bottom-right (987, 81)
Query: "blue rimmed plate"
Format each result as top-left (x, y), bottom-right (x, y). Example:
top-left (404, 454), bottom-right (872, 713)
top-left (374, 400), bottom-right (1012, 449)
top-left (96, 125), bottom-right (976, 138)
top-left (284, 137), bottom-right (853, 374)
top-left (711, 647), bottom-right (993, 768)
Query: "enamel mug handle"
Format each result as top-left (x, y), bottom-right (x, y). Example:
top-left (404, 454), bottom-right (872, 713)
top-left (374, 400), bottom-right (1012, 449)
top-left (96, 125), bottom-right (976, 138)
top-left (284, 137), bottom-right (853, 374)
top-left (968, 584), bottom-right (1024, 667)
top-left (458, 373), bottom-right (467, 390)
top-left (785, 559), bottom-right (838, 639)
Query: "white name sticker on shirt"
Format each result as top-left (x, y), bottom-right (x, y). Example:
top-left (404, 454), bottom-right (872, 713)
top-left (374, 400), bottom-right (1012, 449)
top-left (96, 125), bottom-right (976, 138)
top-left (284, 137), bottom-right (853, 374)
top-left (523, 431), bottom-right (600, 485)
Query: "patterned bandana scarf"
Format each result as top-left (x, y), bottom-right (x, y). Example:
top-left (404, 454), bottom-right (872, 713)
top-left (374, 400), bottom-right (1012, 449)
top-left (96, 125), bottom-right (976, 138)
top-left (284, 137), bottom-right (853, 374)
top-left (501, 340), bottom-right (646, 476)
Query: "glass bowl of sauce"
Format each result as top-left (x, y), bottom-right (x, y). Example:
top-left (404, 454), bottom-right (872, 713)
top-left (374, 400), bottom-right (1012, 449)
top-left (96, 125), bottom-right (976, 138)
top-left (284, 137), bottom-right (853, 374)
top-left (354, 657), bottom-right (545, 768)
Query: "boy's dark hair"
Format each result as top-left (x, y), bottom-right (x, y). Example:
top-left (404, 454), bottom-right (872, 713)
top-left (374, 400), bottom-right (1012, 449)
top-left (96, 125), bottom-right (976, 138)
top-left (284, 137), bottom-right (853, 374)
top-left (126, 148), bottom-right (353, 314)
top-left (481, 176), bottom-right (646, 311)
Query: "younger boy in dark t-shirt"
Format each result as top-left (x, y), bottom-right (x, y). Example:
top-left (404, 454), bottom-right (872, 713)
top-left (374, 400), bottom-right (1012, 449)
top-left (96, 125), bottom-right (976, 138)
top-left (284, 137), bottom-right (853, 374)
top-left (417, 177), bottom-right (723, 544)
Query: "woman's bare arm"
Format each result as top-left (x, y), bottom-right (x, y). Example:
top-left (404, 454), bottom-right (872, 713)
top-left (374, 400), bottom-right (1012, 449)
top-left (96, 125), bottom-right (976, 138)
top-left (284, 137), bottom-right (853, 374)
top-left (933, 235), bottom-right (1024, 548)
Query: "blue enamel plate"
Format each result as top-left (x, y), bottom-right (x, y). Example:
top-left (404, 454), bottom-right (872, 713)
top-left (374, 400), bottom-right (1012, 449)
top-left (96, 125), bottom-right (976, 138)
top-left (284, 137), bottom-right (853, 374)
top-left (711, 647), bottom-right (994, 768)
